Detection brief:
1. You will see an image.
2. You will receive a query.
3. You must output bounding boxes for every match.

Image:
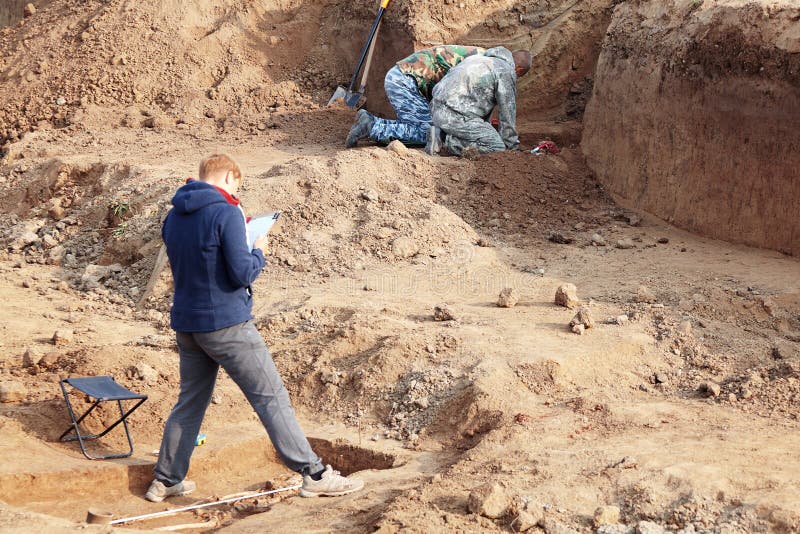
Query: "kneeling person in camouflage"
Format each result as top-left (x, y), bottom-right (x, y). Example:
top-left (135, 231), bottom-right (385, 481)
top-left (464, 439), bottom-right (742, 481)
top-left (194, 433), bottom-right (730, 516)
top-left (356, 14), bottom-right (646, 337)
top-left (426, 47), bottom-right (532, 156)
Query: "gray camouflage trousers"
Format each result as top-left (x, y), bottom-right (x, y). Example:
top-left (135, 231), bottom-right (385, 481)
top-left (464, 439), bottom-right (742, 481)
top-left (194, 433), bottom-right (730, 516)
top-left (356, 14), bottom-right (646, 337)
top-left (430, 104), bottom-right (506, 156)
top-left (154, 321), bottom-right (324, 486)
top-left (369, 66), bottom-right (431, 146)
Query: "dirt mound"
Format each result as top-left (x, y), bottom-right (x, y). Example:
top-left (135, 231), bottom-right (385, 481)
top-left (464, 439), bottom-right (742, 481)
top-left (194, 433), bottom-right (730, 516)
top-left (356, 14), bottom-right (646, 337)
top-left (583, 0), bottom-right (800, 257)
top-left (0, 0), bottom-right (615, 149)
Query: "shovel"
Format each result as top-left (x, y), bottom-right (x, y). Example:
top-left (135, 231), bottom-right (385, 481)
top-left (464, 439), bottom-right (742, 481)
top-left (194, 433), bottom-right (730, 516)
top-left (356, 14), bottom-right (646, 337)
top-left (328, 0), bottom-right (391, 108)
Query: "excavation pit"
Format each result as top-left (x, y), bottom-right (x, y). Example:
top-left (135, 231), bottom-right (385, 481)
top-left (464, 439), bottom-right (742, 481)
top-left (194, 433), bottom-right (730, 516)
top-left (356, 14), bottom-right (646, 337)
top-left (0, 428), bottom-right (400, 528)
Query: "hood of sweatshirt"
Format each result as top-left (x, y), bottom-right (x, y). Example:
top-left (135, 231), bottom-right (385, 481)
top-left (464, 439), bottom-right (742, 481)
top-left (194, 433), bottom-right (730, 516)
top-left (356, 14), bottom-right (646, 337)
top-left (171, 180), bottom-right (231, 215)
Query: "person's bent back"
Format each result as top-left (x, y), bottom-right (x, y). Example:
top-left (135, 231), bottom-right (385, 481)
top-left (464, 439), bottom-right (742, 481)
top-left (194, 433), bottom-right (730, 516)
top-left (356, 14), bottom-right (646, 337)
top-left (427, 47), bottom-right (532, 156)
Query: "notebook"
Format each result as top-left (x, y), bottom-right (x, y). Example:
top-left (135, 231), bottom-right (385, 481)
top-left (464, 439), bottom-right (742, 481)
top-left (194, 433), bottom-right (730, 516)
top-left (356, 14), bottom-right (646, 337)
top-left (246, 211), bottom-right (281, 250)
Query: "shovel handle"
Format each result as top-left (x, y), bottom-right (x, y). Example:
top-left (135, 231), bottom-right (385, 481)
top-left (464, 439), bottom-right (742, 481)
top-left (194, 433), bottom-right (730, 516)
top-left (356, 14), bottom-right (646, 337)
top-left (358, 20), bottom-right (381, 93)
top-left (347, 0), bottom-right (392, 92)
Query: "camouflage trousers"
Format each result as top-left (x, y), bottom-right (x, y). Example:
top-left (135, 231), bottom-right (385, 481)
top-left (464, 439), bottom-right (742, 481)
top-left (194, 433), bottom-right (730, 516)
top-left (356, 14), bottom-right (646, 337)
top-left (369, 66), bottom-right (431, 146)
top-left (430, 103), bottom-right (506, 156)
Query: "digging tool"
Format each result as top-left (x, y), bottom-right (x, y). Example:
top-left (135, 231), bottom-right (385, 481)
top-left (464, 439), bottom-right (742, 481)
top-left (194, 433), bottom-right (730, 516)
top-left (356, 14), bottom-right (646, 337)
top-left (86, 483), bottom-right (302, 526)
top-left (137, 243), bottom-right (168, 309)
top-left (328, 0), bottom-right (392, 108)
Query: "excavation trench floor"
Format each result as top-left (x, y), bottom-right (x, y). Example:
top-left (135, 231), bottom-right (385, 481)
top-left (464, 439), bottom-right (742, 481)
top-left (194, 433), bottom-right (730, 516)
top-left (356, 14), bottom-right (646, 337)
top-left (0, 126), bottom-right (798, 532)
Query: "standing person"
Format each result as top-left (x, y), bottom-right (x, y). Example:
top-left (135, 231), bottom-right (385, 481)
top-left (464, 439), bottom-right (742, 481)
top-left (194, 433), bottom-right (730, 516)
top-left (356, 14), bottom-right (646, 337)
top-left (345, 44), bottom-right (485, 147)
top-left (426, 47), bottom-right (532, 156)
top-left (146, 154), bottom-right (364, 502)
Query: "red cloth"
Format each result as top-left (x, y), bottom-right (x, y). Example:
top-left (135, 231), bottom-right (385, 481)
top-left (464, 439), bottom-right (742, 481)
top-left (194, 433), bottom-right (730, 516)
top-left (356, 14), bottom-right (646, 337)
top-left (185, 178), bottom-right (240, 206)
top-left (535, 141), bottom-right (560, 154)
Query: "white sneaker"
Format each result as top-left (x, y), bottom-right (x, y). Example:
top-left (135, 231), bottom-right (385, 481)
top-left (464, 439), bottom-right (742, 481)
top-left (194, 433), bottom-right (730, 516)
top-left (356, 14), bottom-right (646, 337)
top-left (300, 465), bottom-right (364, 498)
top-left (145, 479), bottom-right (196, 502)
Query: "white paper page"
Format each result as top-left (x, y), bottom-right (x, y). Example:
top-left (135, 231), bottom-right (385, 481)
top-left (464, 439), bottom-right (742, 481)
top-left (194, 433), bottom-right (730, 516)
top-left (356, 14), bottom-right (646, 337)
top-left (246, 211), bottom-right (281, 250)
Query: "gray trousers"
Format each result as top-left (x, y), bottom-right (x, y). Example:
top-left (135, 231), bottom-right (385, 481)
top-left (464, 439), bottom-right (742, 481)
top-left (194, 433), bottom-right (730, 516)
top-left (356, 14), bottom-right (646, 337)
top-left (431, 103), bottom-right (506, 156)
top-left (154, 321), bottom-right (323, 486)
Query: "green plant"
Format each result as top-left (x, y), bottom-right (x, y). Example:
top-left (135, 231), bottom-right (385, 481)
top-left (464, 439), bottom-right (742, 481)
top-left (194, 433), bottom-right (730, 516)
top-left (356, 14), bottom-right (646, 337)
top-left (110, 200), bottom-right (130, 220)
top-left (112, 221), bottom-right (128, 237)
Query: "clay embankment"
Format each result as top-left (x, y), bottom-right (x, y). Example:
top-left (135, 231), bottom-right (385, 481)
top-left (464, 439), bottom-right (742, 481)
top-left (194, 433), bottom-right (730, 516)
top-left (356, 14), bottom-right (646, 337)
top-left (583, 0), bottom-right (800, 256)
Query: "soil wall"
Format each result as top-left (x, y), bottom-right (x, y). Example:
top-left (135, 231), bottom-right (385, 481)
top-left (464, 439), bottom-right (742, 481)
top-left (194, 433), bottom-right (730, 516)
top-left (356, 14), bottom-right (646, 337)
top-left (0, 1), bottom-right (27, 27)
top-left (583, 0), bottom-right (800, 256)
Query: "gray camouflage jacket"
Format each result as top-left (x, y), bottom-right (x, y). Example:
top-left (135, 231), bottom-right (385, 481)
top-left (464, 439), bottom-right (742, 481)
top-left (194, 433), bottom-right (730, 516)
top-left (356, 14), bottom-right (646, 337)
top-left (431, 46), bottom-right (519, 150)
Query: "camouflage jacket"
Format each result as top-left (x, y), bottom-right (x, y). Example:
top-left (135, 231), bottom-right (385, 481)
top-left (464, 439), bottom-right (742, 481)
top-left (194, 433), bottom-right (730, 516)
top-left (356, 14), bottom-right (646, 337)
top-left (431, 47), bottom-right (519, 150)
top-left (396, 45), bottom-right (485, 101)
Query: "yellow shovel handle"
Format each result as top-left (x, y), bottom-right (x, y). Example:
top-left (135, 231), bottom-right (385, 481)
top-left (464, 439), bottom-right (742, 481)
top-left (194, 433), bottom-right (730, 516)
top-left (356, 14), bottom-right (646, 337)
top-left (381, 0), bottom-right (391, 8)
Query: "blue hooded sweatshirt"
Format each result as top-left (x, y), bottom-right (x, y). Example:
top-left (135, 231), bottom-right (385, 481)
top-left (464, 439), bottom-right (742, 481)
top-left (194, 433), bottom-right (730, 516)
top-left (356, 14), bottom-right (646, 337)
top-left (162, 180), bottom-right (266, 332)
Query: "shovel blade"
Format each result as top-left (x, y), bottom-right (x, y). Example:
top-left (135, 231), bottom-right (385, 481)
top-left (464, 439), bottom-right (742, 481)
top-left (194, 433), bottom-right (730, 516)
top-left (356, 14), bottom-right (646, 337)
top-left (327, 86), bottom-right (366, 109)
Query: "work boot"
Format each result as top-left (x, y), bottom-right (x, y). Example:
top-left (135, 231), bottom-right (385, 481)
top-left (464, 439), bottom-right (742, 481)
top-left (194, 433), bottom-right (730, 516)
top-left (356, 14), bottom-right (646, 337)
top-left (345, 109), bottom-right (375, 148)
top-left (145, 479), bottom-right (197, 502)
top-left (424, 125), bottom-right (443, 156)
top-left (300, 465), bottom-right (364, 498)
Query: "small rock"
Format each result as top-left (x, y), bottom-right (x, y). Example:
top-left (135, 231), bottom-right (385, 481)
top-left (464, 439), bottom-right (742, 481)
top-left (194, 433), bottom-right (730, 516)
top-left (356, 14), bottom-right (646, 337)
top-left (548, 231), bottom-right (574, 244)
top-left (635, 285), bottom-right (657, 304)
top-left (657, 237), bottom-right (669, 244)
top-left (211, 393), bottom-right (222, 404)
top-left (594, 505), bottom-right (621, 526)
top-left (135, 362), bottom-right (159, 385)
top-left (22, 347), bottom-right (44, 367)
top-left (699, 381), bottom-right (721, 397)
top-left (391, 236), bottom-right (418, 258)
top-left (571, 323), bottom-right (585, 335)
top-left (541, 517), bottom-right (580, 534)
top-left (626, 214), bottom-right (642, 226)
top-left (23, 3), bottom-right (36, 17)
top-left (497, 287), bottom-right (519, 308)
top-left (512, 510), bottom-right (542, 532)
top-left (654, 372), bottom-right (668, 385)
top-left (0, 381), bottom-right (26, 403)
top-left (569, 305), bottom-right (595, 330)
top-left (22, 279), bottom-right (32, 288)
top-left (42, 234), bottom-right (58, 248)
top-left (386, 140), bottom-right (409, 156)
top-left (433, 304), bottom-right (455, 322)
top-left (320, 369), bottom-right (341, 386)
top-left (554, 283), bottom-right (580, 309)
top-left (361, 189), bottom-right (380, 202)
top-left (48, 205), bottom-right (66, 220)
top-left (598, 525), bottom-right (635, 534)
top-left (610, 314), bottom-right (629, 325)
top-left (467, 482), bottom-right (508, 519)
top-left (40, 352), bottom-right (60, 367)
top-left (52, 329), bottom-right (74, 346)
top-left (677, 320), bottom-right (692, 335)
top-left (637, 521), bottom-right (666, 534)
top-left (616, 238), bottom-right (635, 250)
top-left (591, 233), bottom-right (606, 246)
top-left (55, 97), bottom-right (66, 106)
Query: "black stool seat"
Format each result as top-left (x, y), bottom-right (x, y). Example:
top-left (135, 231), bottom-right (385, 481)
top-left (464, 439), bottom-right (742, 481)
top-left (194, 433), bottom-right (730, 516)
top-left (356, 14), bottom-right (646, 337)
top-left (64, 376), bottom-right (147, 401)
top-left (59, 375), bottom-right (147, 460)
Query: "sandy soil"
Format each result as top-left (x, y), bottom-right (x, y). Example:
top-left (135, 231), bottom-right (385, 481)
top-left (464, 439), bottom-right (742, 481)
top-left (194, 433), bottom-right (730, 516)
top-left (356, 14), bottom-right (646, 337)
top-left (1, 1), bottom-right (799, 533)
